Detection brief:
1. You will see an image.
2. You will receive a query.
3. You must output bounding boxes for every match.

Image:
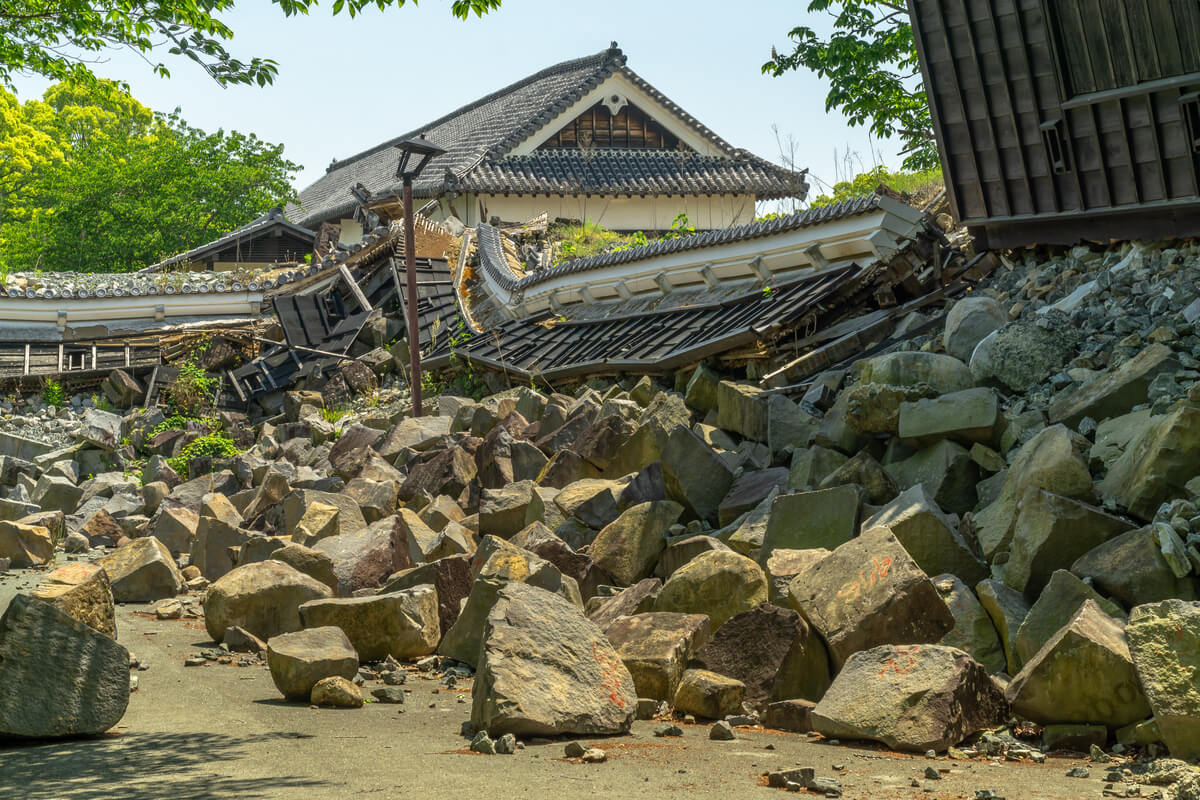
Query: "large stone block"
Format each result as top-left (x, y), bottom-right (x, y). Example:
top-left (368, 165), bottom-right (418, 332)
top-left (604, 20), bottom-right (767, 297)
top-left (381, 554), bottom-right (473, 638)
top-left (203, 560), bottom-right (332, 643)
top-left (33, 562), bottom-right (116, 638)
top-left (267, 626), bottom-right (358, 701)
top-left (313, 520), bottom-right (398, 597)
top-left (1071, 527), bottom-right (1197, 609)
top-left (933, 574), bottom-right (1005, 674)
top-left (898, 387), bottom-right (1004, 448)
top-left (717, 381), bottom-right (768, 442)
top-left (1126, 599), bottom-right (1200, 760)
top-left (861, 351), bottom-right (974, 394)
top-left (812, 644), bottom-right (1008, 752)
top-left (190, 515), bottom-right (249, 581)
top-left (586, 578), bottom-right (662, 630)
top-left (661, 427), bottom-right (735, 524)
top-left (760, 486), bottom-right (859, 560)
top-left (604, 612), bottom-right (711, 700)
top-left (944, 295), bottom-right (1007, 362)
top-left (0, 596), bottom-right (130, 738)
top-left (787, 527), bottom-right (953, 669)
top-left (1049, 343), bottom-right (1179, 428)
top-left (692, 603), bottom-right (830, 706)
top-left (97, 536), bottom-right (183, 602)
top-left (673, 668), bottom-right (745, 720)
top-left (300, 584), bottom-right (438, 661)
top-left (885, 439), bottom-right (978, 516)
top-left (1006, 600), bottom-right (1150, 728)
top-left (654, 550), bottom-right (768, 631)
top-left (861, 485), bottom-right (987, 586)
top-left (1014, 570), bottom-right (1127, 668)
top-left (976, 579), bottom-right (1030, 675)
top-left (472, 583), bottom-right (636, 737)
top-left (589, 500), bottom-right (681, 586)
top-left (0, 519), bottom-right (53, 568)
top-left (1100, 405), bottom-right (1200, 521)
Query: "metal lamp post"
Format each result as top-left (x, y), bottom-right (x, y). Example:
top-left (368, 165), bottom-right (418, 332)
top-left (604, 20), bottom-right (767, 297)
top-left (393, 134), bottom-right (446, 417)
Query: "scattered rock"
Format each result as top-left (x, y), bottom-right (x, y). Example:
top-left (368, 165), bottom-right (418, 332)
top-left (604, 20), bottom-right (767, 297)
top-left (267, 626), bottom-right (359, 701)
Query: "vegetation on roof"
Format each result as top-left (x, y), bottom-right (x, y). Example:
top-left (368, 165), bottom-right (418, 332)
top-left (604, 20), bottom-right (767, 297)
top-left (809, 165), bottom-right (943, 209)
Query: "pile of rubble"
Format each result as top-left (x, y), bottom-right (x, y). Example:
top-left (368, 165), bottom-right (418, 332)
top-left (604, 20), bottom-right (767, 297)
top-left (0, 239), bottom-right (1199, 796)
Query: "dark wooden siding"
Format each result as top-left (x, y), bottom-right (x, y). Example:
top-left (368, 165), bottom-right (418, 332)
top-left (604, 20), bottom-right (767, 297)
top-left (209, 231), bottom-right (313, 265)
top-left (909, 0), bottom-right (1200, 247)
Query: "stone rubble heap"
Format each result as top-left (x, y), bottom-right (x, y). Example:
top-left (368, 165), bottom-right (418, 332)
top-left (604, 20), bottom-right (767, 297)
top-left (0, 239), bottom-right (1199, 795)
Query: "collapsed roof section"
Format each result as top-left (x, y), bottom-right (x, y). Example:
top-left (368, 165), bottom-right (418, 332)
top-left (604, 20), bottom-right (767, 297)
top-left (141, 208), bottom-right (321, 273)
top-left (465, 194), bottom-right (929, 324)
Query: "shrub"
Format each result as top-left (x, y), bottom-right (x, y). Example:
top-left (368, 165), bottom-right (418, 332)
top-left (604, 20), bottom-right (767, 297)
top-left (42, 378), bottom-right (65, 408)
top-left (167, 433), bottom-right (240, 479)
top-left (164, 359), bottom-right (217, 417)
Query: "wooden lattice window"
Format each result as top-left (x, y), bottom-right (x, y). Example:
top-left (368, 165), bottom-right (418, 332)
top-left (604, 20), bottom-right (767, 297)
top-left (1049, 0), bottom-right (1200, 96)
top-left (538, 102), bottom-right (689, 150)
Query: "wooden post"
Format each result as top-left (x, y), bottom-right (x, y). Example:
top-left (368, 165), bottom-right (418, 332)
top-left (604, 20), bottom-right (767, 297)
top-left (338, 264), bottom-right (372, 312)
top-left (403, 176), bottom-right (422, 417)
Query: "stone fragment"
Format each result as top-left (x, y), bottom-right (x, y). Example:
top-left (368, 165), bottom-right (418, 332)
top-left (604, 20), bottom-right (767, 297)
top-left (660, 427), bottom-right (735, 523)
top-left (313, 520), bottom-right (398, 597)
top-left (788, 445), bottom-right (848, 491)
top-left (1100, 405), bottom-right (1200, 521)
top-left (767, 394), bottom-right (818, 455)
top-left (203, 560), bottom-right (332, 643)
top-left (472, 582), bottom-right (636, 736)
top-left (1049, 343), bottom-right (1179, 428)
top-left (190, 515), bottom-right (248, 581)
top-left (842, 382), bottom-right (933, 436)
top-left (944, 295), bottom-right (1007, 362)
top-left (764, 548), bottom-right (829, 606)
top-left (79, 408), bottom-right (124, 450)
top-left (673, 668), bottom-right (745, 720)
top-left (1071, 527), bottom-right (1196, 608)
top-left (151, 505), bottom-right (199, 554)
top-left (590, 500), bottom-right (681, 586)
top-left (818, 449), bottom-right (899, 505)
top-left (973, 425), bottom-right (1094, 559)
top-left (1006, 601), bottom-right (1150, 728)
top-left (300, 584), bottom-right (439, 661)
top-left (717, 381), bottom-right (768, 442)
top-left (0, 519), bottom-right (54, 567)
top-left (764, 698), bottom-right (816, 732)
top-left (787, 528), bottom-right (953, 668)
top-left (862, 485), bottom-right (988, 586)
top-left (654, 550), bottom-right (768, 630)
top-left (969, 314), bottom-right (1080, 393)
top-left (101, 368), bottom-right (144, 407)
top-left (717, 468), bottom-right (789, 526)
top-left (898, 387), bottom-right (1004, 448)
top-left (0, 595), bottom-right (130, 738)
top-left (33, 562), bottom-right (116, 638)
top-left (1004, 489), bottom-right (1135, 598)
top-left (811, 644), bottom-right (1007, 752)
top-left (709, 720), bottom-right (735, 740)
top-left (97, 536), bottom-right (184, 602)
top-left (862, 351), bottom-right (974, 394)
top-left (438, 543), bottom-right (581, 667)
top-left (886, 439), bottom-right (979, 516)
top-left (271, 542), bottom-right (338, 594)
top-left (684, 364), bottom-right (719, 412)
top-left (604, 612), bottom-right (711, 700)
top-left (1125, 599), bottom-right (1200, 759)
top-left (1014, 570), bottom-right (1126, 667)
top-left (267, 626), bottom-right (358, 701)
top-left (310, 675), bottom-right (362, 708)
top-left (587, 578), bottom-right (662, 630)
top-left (933, 574), bottom-right (1005, 674)
top-left (292, 501), bottom-right (340, 546)
top-left (553, 478), bottom-right (624, 529)
top-left (1042, 724), bottom-right (1108, 753)
top-left (760, 486), bottom-right (859, 559)
top-left (479, 480), bottom-right (540, 539)
top-left (381, 554), bottom-right (473, 638)
top-left (692, 603), bottom-right (830, 706)
top-left (975, 579), bottom-right (1030, 675)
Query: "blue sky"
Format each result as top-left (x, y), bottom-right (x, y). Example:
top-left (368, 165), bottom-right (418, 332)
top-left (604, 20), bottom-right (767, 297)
top-left (13, 0), bottom-right (902, 205)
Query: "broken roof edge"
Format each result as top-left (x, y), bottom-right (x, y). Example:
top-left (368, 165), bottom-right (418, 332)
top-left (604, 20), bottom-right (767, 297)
top-left (476, 193), bottom-right (915, 296)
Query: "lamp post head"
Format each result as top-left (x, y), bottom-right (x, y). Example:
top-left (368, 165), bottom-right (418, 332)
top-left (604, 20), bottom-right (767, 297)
top-left (394, 134), bottom-right (447, 181)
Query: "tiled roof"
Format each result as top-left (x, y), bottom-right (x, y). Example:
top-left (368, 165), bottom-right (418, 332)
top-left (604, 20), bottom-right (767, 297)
top-left (142, 208), bottom-right (317, 273)
top-left (476, 195), bottom-right (886, 293)
top-left (291, 44), bottom-right (804, 227)
top-left (457, 150), bottom-right (805, 198)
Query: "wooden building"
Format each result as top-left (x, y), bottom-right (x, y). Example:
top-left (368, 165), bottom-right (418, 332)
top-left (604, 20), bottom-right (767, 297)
top-left (143, 207), bottom-right (317, 273)
top-left (908, 0), bottom-right (1200, 247)
top-left (291, 44), bottom-right (808, 238)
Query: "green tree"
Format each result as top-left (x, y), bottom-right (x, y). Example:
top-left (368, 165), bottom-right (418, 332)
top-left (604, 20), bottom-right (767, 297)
top-left (763, 1), bottom-right (937, 171)
top-left (0, 80), bottom-right (298, 273)
top-left (808, 164), bottom-right (943, 208)
top-left (0, 0), bottom-right (501, 88)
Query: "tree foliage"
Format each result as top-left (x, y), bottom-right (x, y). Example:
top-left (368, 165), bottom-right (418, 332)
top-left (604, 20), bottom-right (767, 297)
top-left (0, 80), bottom-right (298, 273)
top-left (763, 0), bottom-right (937, 171)
top-left (0, 0), bottom-right (502, 88)
top-left (809, 164), bottom-right (943, 208)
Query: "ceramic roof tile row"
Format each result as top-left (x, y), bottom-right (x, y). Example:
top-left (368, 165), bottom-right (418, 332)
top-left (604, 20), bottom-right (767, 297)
top-left (475, 194), bottom-right (885, 294)
top-left (457, 150), bottom-right (804, 198)
top-left (291, 45), bottom-right (801, 227)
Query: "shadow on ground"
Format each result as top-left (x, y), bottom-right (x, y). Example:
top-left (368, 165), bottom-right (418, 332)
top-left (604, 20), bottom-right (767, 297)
top-left (0, 731), bottom-right (330, 799)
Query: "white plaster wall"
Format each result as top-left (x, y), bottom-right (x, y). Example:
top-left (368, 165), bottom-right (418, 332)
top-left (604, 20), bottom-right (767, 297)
top-left (338, 218), bottom-right (364, 245)
top-left (434, 193), bottom-right (756, 230)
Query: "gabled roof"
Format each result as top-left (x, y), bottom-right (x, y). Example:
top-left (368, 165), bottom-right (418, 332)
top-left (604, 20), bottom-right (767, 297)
top-left (291, 44), bottom-right (805, 227)
top-left (142, 208), bottom-right (317, 273)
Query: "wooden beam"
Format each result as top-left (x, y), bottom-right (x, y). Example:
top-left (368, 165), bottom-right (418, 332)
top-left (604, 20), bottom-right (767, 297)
top-left (338, 264), bottom-right (372, 312)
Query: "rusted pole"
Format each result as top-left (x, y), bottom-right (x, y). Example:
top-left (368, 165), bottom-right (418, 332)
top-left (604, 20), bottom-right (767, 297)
top-left (403, 176), bottom-right (422, 416)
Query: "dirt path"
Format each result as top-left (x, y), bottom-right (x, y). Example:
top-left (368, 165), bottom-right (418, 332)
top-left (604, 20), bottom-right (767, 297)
top-left (0, 572), bottom-right (1106, 800)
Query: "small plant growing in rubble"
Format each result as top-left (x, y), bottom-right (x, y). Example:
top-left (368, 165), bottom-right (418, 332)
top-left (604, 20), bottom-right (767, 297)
top-left (762, 284), bottom-right (775, 299)
top-left (42, 379), bottom-right (65, 408)
top-left (661, 213), bottom-right (696, 241)
top-left (167, 433), bottom-right (240, 480)
top-left (164, 358), bottom-right (217, 418)
top-left (321, 407), bottom-right (350, 424)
